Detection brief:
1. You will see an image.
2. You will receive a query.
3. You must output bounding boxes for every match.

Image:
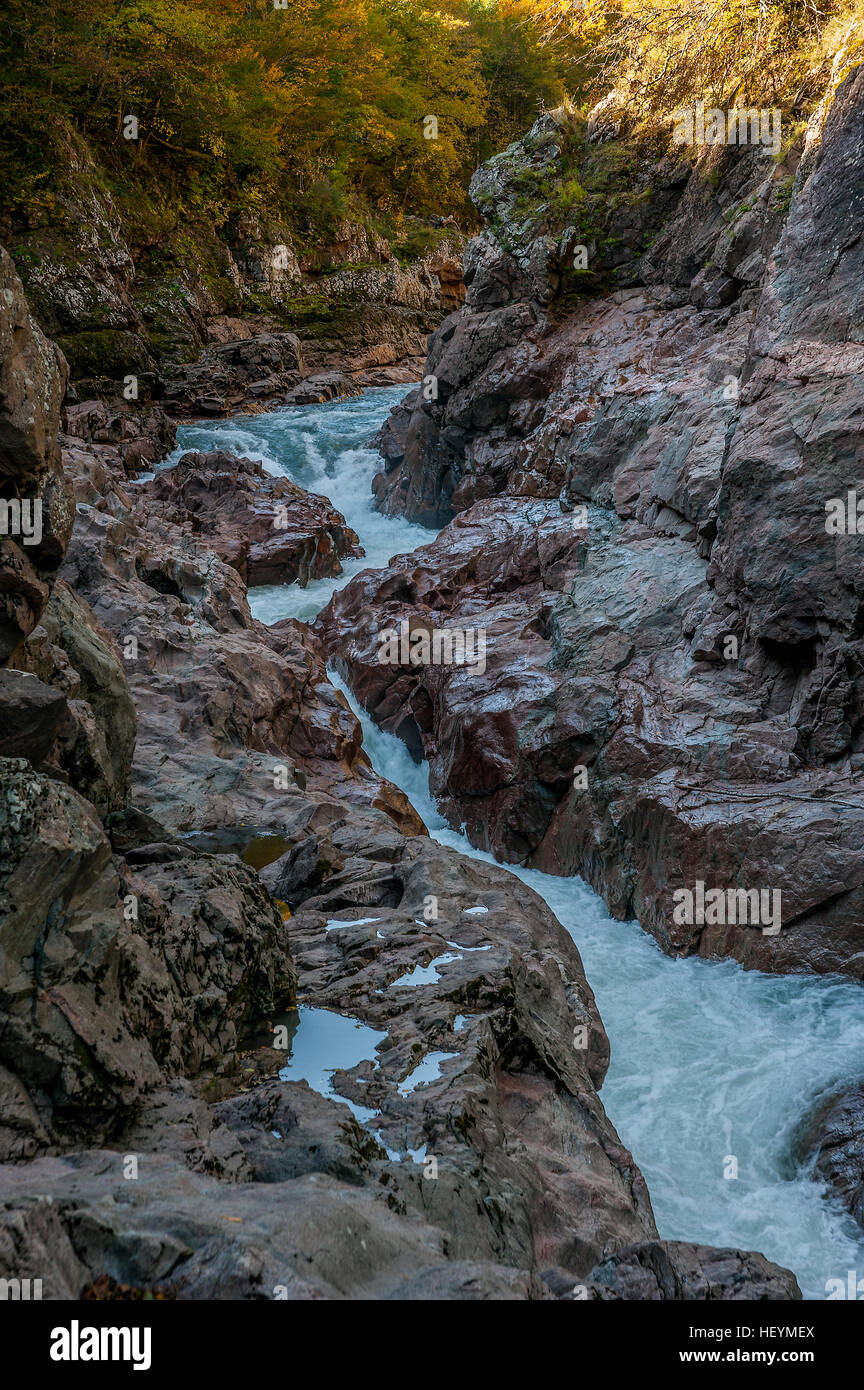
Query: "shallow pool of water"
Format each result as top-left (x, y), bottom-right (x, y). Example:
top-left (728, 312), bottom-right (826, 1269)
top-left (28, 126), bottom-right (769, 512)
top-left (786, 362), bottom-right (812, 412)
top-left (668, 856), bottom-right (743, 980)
top-left (278, 1004), bottom-right (387, 1126)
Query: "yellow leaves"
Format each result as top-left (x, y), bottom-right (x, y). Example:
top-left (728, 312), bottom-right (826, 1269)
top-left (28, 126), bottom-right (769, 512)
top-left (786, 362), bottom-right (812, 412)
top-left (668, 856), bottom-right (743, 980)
top-left (3, 0), bottom-right (587, 228)
top-left (525, 0), bottom-right (853, 113)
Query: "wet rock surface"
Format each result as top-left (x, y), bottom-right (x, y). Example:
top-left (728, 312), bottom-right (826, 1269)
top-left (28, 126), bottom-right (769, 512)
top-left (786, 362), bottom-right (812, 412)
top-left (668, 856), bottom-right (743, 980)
top-left (0, 780), bottom-right (800, 1299)
top-left (56, 444), bottom-right (416, 833)
top-left (352, 65), bottom-right (864, 979)
top-left (316, 495), bottom-right (864, 977)
top-left (585, 1241), bottom-right (801, 1300)
top-left (799, 1087), bottom-right (864, 1229)
top-left (140, 448), bottom-right (362, 587)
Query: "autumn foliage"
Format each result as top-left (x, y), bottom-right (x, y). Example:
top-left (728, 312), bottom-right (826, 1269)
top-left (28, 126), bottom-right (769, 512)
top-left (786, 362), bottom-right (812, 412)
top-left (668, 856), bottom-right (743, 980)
top-left (0, 0), bottom-right (583, 238)
top-left (527, 0), bottom-right (864, 114)
top-left (3, 0), bottom-right (861, 250)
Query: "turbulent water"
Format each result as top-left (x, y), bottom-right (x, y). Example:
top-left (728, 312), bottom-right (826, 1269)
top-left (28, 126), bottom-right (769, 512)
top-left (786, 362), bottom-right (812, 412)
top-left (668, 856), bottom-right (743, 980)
top-left (178, 388), bottom-right (864, 1301)
top-left (169, 388), bottom-right (430, 623)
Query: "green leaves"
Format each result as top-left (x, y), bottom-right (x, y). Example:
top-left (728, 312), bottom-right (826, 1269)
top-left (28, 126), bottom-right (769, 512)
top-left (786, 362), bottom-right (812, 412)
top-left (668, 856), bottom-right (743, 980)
top-left (0, 0), bottom-right (578, 239)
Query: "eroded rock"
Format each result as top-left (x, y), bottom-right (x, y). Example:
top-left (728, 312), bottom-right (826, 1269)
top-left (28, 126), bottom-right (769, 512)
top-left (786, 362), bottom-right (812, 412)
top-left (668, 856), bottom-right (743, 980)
top-left (799, 1086), bottom-right (864, 1229)
top-left (140, 448), bottom-right (361, 587)
top-left (0, 759), bottom-right (295, 1160)
top-left (0, 247), bottom-right (73, 662)
top-left (354, 64), bottom-right (864, 980)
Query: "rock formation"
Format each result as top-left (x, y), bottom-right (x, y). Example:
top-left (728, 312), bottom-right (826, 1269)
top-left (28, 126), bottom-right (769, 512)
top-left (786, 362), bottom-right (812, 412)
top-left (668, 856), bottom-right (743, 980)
top-left (321, 66), bottom-right (864, 979)
top-left (799, 1086), bottom-right (864, 1229)
top-left (140, 449), bottom-right (362, 588)
top-left (0, 221), bottom-right (800, 1299)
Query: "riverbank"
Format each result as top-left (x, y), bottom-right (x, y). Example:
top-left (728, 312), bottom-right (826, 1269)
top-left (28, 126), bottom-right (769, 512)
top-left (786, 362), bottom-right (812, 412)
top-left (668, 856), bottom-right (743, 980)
top-left (167, 388), bottom-right (864, 1300)
top-left (4, 58), bottom-right (864, 1301)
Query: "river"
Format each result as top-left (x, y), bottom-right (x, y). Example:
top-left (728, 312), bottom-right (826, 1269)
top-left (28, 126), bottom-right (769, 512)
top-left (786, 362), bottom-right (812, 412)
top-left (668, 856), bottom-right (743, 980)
top-left (167, 386), bottom-right (864, 1300)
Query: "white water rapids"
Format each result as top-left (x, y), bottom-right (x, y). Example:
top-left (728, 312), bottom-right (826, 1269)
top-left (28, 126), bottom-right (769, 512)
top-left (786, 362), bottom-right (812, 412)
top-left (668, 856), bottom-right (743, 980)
top-left (173, 387), bottom-right (864, 1300)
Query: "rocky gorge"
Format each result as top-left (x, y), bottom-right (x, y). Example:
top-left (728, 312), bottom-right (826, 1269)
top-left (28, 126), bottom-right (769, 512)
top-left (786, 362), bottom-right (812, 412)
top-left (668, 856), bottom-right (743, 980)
top-left (325, 66), bottom-right (864, 983)
top-left (1, 55), bottom-right (864, 1308)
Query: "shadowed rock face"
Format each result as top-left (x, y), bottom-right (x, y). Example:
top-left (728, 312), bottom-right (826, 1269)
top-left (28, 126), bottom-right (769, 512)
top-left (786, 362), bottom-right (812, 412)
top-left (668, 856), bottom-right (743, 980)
top-left (0, 247), bottom-right (74, 664)
top-left (0, 249), bottom-right (137, 816)
top-left (585, 1242), bottom-right (801, 1301)
top-left (8, 580), bottom-right (137, 814)
top-left (340, 65), bottom-right (864, 979)
top-left (799, 1086), bottom-right (864, 1229)
top-left (0, 759), bottom-right (296, 1161)
top-left (0, 1146), bottom-right (799, 1300)
top-left (371, 115), bottom-right (785, 530)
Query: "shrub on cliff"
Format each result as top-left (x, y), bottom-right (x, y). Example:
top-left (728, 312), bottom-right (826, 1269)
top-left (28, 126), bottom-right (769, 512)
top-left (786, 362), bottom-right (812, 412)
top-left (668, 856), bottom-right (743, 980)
top-left (527, 0), bottom-right (864, 117)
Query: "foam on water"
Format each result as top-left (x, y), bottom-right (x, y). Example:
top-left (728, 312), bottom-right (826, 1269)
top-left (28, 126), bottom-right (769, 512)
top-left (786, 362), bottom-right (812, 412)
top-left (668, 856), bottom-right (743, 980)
top-left (329, 668), bottom-right (864, 1301)
top-left (191, 388), bottom-right (864, 1298)
top-left (166, 387), bottom-right (433, 622)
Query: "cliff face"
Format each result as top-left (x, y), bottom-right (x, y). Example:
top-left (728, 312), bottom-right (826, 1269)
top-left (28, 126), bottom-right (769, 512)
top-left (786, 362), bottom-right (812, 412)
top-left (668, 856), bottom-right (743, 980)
top-left (0, 208), bottom-right (802, 1301)
top-left (4, 125), bottom-right (465, 406)
top-left (0, 248), bottom-right (73, 663)
top-left (319, 67), bottom-right (864, 978)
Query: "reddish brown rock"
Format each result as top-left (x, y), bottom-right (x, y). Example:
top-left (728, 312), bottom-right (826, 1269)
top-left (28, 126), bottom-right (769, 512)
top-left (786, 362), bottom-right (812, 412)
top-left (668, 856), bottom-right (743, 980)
top-left (62, 399), bottom-right (177, 476)
top-left (140, 448), bottom-right (361, 587)
top-left (353, 65), bottom-right (864, 982)
top-left (316, 492), bottom-right (864, 978)
top-left (55, 435), bottom-right (419, 836)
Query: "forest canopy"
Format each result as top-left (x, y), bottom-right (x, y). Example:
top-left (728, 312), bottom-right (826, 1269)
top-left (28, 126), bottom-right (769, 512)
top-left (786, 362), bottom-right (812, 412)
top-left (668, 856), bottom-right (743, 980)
top-left (0, 0), bottom-right (585, 240)
top-left (2, 0), bottom-right (862, 249)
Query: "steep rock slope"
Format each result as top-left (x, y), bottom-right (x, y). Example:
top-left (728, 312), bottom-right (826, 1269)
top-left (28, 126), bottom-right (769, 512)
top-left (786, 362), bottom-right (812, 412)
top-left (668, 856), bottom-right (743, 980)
top-left (0, 247), bottom-right (797, 1299)
top-left (6, 129), bottom-right (463, 407)
top-left (318, 69), bottom-right (864, 978)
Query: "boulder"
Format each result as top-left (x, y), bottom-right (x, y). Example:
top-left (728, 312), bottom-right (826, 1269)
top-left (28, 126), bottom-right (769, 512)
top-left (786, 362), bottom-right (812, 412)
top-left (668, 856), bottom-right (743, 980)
top-left (162, 333), bottom-right (306, 415)
top-left (0, 759), bottom-right (295, 1159)
top-left (585, 1241), bottom-right (801, 1300)
top-left (140, 449), bottom-right (361, 587)
top-left (316, 494), bottom-right (864, 978)
top-left (799, 1086), bottom-right (864, 1228)
top-left (11, 580), bottom-right (137, 813)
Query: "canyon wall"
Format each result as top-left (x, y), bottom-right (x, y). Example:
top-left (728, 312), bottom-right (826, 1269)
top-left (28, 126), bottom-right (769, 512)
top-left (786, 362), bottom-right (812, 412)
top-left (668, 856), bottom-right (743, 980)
top-left (0, 238), bottom-right (798, 1298)
top-left (319, 68), bottom-right (864, 979)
